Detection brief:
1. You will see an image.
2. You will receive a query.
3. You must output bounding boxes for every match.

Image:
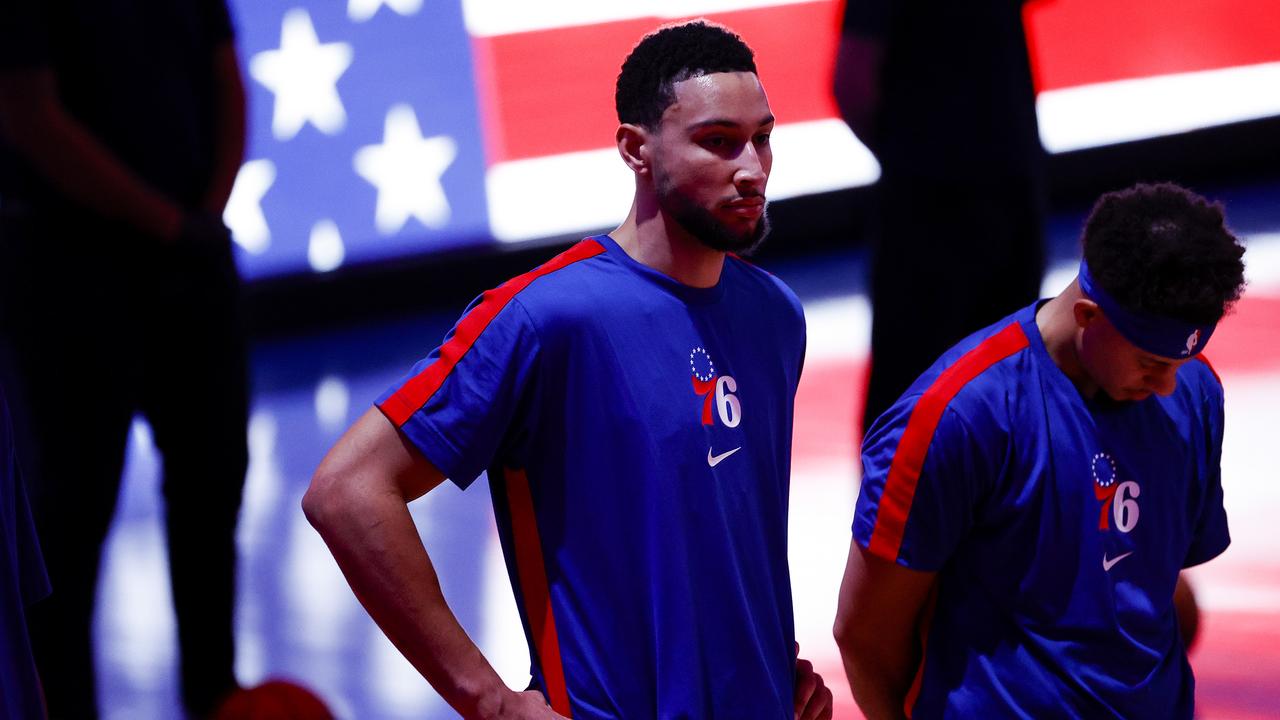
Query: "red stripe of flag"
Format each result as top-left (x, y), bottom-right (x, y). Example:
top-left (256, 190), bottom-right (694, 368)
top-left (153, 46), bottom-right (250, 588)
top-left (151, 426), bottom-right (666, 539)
top-left (1026, 0), bottom-right (1280, 92)
top-left (378, 239), bottom-right (606, 427)
top-left (505, 467), bottom-right (574, 717)
top-left (473, 1), bottom-right (842, 164)
top-left (475, 0), bottom-right (1280, 165)
top-left (867, 322), bottom-right (1030, 561)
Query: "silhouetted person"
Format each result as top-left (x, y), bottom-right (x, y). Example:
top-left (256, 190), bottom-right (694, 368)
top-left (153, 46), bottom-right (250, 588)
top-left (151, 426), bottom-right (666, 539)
top-left (0, 0), bottom-right (249, 715)
top-left (834, 0), bottom-right (1046, 434)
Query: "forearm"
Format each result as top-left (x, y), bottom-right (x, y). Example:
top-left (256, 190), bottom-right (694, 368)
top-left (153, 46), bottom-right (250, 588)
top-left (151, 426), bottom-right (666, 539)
top-left (21, 114), bottom-right (181, 236)
top-left (305, 479), bottom-right (510, 717)
top-left (0, 72), bottom-right (181, 238)
top-left (833, 541), bottom-right (934, 720)
top-left (837, 645), bottom-right (910, 720)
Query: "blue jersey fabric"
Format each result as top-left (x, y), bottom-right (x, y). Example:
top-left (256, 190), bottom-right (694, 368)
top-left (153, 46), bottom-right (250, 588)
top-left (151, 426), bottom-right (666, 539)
top-left (379, 235), bottom-right (806, 718)
top-left (855, 302), bottom-right (1228, 719)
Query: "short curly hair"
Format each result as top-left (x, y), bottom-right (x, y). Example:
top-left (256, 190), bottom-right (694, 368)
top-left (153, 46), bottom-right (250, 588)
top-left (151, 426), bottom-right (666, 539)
top-left (1082, 182), bottom-right (1246, 325)
top-left (616, 21), bottom-right (757, 129)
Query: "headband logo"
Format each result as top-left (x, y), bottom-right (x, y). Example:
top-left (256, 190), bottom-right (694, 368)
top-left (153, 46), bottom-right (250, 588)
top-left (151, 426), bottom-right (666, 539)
top-left (1182, 329), bottom-right (1201, 356)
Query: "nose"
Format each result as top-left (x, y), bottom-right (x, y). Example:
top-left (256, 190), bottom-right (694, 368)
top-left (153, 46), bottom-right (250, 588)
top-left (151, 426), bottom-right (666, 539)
top-left (734, 143), bottom-right (767, 194)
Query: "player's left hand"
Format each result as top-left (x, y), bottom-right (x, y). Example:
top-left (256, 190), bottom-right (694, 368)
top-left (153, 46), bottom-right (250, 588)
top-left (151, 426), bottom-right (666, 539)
top-left (794, 644), bottom-right (833, 720)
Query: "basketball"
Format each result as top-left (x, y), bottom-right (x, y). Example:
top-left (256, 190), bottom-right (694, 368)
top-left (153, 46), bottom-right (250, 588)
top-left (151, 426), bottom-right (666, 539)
top-left (212, 679), bottom-right (335, 720)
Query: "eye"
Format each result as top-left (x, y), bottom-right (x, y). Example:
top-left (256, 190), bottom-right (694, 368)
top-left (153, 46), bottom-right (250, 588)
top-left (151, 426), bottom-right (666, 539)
top-left (701, 135), bottom-right (728, 148)
top-left (754, 132), bottom-right (771, 146)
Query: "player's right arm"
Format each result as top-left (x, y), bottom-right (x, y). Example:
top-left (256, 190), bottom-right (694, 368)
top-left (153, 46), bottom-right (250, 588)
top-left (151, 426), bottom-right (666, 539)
top-left (833, 539), bottom-right (935, 720)
top-left (303, 408), bottom-right (564, 720)
top-left (837, 347), bottom-right (1006, 719)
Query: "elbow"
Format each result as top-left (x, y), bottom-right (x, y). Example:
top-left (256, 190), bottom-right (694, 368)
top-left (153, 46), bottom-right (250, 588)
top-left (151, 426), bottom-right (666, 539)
top-left (833, 606), bottom-right (857, 655)
top-left (833, 604), bottom-right (877, 664)
top-left (302, 468), bottom-right (346, 532)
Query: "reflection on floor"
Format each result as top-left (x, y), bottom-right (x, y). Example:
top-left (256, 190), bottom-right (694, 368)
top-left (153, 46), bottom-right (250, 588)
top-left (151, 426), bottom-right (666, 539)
top-left (96, 183), bottom-right (1280, 719)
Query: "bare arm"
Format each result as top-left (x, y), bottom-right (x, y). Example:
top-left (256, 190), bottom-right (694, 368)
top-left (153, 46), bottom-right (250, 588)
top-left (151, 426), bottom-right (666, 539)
top-left (832, 539), bottom-right (935, 720)
top-left (0, 68), bottom-right (183, 239)
top-left (201, 42), bottom-right (246, 214)
top-left (303, 408), bottom-right (563, 719)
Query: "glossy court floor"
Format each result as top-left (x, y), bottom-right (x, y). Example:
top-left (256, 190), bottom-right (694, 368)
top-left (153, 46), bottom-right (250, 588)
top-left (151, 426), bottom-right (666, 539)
top-left (96, 178), bottom-right (1280, 719)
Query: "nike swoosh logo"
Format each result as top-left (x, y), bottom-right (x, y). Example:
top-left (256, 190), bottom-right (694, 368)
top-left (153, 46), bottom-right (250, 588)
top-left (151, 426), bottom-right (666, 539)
top-left (1102, 551), bottom-right (1134, 572)
top-left (707, 447), bottom-right (741, 467)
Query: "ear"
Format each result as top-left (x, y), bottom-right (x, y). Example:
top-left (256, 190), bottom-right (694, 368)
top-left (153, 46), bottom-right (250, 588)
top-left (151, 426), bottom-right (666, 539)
top-left (1072, 297), bottom-right (1101, 329)
top-left (616, 123), bottom-right (651, 177)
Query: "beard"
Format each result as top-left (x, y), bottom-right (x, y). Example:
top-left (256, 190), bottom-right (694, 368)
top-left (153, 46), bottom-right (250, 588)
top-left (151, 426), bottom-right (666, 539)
top-left (655, 177), bottom-right (771, 256)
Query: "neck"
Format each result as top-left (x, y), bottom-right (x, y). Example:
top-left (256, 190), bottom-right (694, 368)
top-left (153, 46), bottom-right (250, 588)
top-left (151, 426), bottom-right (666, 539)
top-left (1036, 281), bottom-right (1099, 397)
top-left (610, 197), bottom-right (726, 289)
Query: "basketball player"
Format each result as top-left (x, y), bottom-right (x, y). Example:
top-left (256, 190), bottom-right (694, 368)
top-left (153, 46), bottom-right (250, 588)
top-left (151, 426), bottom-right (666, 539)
top-left (305, 21), bottom-right (832, 719)
top-left (834, 182), bottom-right (1246, 718)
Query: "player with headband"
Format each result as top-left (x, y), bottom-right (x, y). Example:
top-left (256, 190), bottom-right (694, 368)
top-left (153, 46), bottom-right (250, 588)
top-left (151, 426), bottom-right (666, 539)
top-left (834, 182), bottom-right (1247, 719)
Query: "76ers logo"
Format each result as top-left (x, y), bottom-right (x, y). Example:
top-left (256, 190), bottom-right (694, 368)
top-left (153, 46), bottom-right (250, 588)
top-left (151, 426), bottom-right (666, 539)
top-left (689, 347), bottom-right (741, 427)
top-left (1092, 452), bottom-right (1141, 533)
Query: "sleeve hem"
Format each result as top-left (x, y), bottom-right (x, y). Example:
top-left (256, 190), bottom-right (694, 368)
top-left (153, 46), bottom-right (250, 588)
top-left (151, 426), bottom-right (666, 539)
top-left (375, 403), bottom-right (476, 489)
top-left (853, 529), bottom-right (945, 572)
top-left (1183, 536), bottom-right (1230, 569)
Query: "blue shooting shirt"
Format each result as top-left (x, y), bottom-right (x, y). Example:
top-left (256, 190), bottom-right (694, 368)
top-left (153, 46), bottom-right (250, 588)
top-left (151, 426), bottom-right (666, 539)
top-left (855, 302), bottom-right (1228, 719)
top-left (379, 235), bottom-right (807, 718)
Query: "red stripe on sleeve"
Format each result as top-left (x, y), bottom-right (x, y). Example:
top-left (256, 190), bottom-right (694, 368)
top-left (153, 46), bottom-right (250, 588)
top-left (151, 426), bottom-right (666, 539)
top-left (378, 240), bottom-right (606, 427)
top-left (505, 467), bottom-right (573, 717)
top-left (867, 322), bottom-right (1030, 561)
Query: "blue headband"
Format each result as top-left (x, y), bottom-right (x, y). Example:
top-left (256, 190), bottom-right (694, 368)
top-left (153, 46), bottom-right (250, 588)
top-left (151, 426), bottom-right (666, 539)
top-left (1078, 259), bottom-right (1215, 359)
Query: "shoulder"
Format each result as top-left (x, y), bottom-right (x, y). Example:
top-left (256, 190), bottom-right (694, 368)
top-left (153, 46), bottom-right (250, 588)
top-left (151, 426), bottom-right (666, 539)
top-left (1169, 354), bottom-right (1225, 421)
top-left (724, 255), bottom-right (805, 320)
top-left (867, 317), bottom-right (1033, 463)
top-left (910, 315), bottom-right (1034, 416)
top-left (514, 237), bottom-right (612, 294)
top-left (1186, 354), bottom-right (1224, 398)
top-left (425, 239), bottom-right (610, 364)
top-left (485, 238), bottom-right (614, 318)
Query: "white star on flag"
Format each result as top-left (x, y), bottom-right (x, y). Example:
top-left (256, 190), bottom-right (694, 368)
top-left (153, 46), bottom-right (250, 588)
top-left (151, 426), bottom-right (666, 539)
top-left (308, 219), bottom-right (346, 273)
top-left (250, 9), bottom-right (354, 141)
top-left (354, 104), bottom-right (458, 235)
top-left (223, 159), bottom-right (276, 254)
top-left (348, 0), bottom-right (423, 22)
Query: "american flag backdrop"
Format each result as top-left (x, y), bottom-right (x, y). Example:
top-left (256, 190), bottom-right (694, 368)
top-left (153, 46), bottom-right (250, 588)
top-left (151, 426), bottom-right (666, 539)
top-left (222, 0), bottom-right (1280, 280)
